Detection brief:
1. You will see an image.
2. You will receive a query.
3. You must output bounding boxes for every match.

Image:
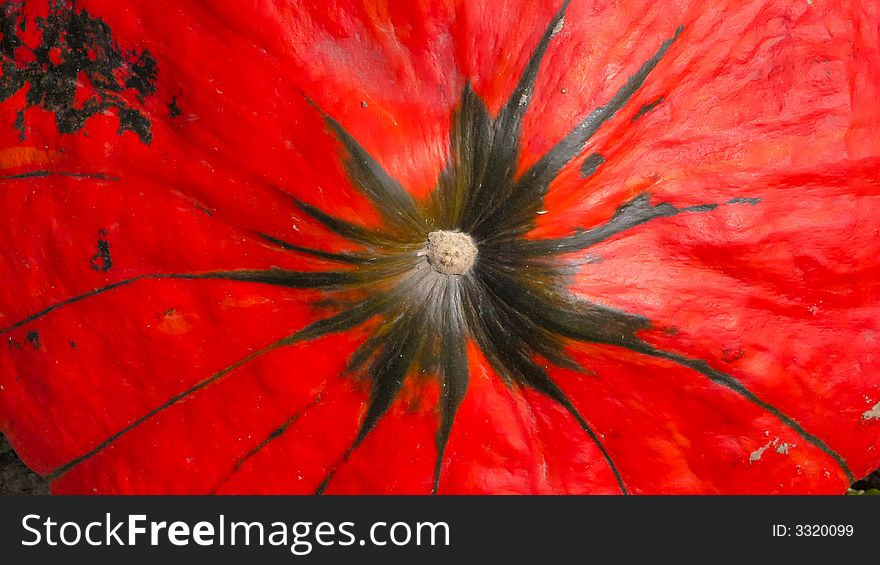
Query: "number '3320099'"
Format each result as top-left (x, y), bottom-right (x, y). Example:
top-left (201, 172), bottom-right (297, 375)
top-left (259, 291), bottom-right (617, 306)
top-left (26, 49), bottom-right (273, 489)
top-left (795, 525), bottom-right (853, 537)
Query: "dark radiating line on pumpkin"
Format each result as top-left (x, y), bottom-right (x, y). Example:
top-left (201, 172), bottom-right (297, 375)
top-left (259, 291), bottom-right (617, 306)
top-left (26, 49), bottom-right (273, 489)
top-left (319, 111), bottom-right (426, 233)
top-left (316, 272), bottom-right (442, 495)
top-left (434, 82), bottom-right (495, 229)
top-left (0, 266), bottom-right (385, 336)
top-left (46, 335), bottom-right (297, 481)
top-left (473, 270), bottom-right (586, 373)
top-left (464, 0), bottom-right (570, 229)
top-left (459, 282), bottom-right (515, 386)
top-left (291, 197), bottom-right (404, 247)
top-left (315, 312), bottom-right (427, 495)
top-left (291, 272), bottom-right (428, 351)
top-left (484, 274), bottom-right (838, 489)
top-left (0, 276), bottom-right (150, 336)
top-left (495, 0), bottom-right (569, 137)
top-left (519, 192), bottom-right (718, 255)
top-left (433, 280), bottom-right (469, 494)
top-left (522, 366), bottom-right (629, 495)
top-left (627, 342), bottom-right (855, 483)
top-left (459, 277), bottom-right (628, 493)
top-left (487, 331), bottom-right (628, 494)
top-left (210, 393), bottom-right (325, 494)
top-left (357, 318), bottom-right (427, 455)
top-left (175, 268), bottom-right (368, 289)
top-left (0, 170), bottom-right (120, 181)
top-left (728, 197), bottom-right (762, 205)
top-left (48, 289), bottom-right (396, 480)
top-left (358, 319), bottom-right (424, 440)
top-left (513, 26), bottom-right (683, 195)
top-left (462, 2), bottom-right (570, 231)
top-left (480, 264), bottom-right (650, 349)
top-left (256, 232), bottom-right (376, 265)
top-left (346, 330), bottom-right (390, 375)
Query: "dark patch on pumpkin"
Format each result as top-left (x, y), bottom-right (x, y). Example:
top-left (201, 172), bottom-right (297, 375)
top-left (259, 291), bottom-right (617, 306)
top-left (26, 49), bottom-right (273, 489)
top-left (13, 108), bottom-right (25, 141)
top-left (0, 0), bottom-right (157, 144)
top-left (28, 4), bottom-right (853, 493)
top-left (192, 200), bottom-right (214, 216)
top-left (69, 340), bottom-right (77, 350)
top-left (632, 96), bottom-right (664, 122)
top-left (25, 330), bottom-right (41, 351)
top-left (687, 203), bottom-right (719, 213)
top-left (580, 152), bottom-right (605, 178)
top-left (728, 197), bottom-right (762, 205)
top-left (722, 347), bottom-right (745, 362)
top-left (168, 95), bottom-right (181, 118)
top-left (89, 229), bottom-right (112, 272)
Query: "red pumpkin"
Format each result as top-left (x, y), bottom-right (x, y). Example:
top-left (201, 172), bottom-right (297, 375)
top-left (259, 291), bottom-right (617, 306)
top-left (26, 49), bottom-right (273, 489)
top-left (1, 0), bottom-right (879, 494)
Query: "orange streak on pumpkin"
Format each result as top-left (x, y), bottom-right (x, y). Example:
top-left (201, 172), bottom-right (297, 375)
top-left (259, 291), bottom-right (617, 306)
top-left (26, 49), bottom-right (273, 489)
top-left (0, 147), bottom-right (62, 170)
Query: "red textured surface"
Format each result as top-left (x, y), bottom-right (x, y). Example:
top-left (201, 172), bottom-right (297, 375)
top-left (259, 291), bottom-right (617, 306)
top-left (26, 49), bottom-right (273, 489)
top-left (1, 0), bottom-right (879, 494)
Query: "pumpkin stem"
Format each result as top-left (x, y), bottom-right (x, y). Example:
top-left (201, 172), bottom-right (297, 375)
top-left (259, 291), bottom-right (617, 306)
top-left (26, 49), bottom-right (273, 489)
top-left (426, 231), bottom-right (478, 275)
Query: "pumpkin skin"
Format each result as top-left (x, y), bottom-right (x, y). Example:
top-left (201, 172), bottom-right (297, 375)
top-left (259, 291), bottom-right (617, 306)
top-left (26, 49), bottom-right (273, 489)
top-left (1, 0), bottom-right (879, 495)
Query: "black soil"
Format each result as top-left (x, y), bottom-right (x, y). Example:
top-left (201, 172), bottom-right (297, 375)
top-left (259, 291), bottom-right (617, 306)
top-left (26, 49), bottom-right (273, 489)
top-left (0, 434), bottom-right (49, 495)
